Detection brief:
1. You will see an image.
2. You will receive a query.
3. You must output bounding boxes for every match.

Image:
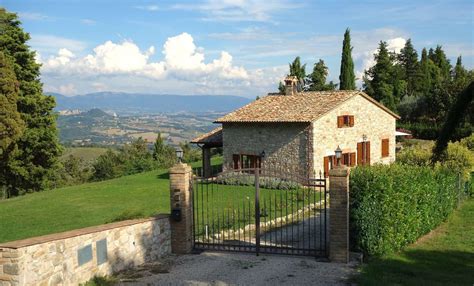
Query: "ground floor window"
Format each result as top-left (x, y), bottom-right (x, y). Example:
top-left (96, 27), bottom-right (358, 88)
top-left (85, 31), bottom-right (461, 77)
top-left (232, 154), bottom-right (262, 169)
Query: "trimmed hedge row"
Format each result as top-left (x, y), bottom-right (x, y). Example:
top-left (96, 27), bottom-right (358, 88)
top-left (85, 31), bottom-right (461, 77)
top-left (349, 164), bottom-right (461, 256)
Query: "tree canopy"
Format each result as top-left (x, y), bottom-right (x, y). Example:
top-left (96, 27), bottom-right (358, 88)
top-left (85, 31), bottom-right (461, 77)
top-left (0, 8), bottom-right (61, 197)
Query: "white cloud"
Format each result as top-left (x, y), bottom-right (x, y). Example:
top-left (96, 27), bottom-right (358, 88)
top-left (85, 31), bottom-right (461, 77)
top-left (29, 34), bottom-right (87, 55)
top-left (92, 82), bottom-right (108, 91)
top-left (41, 33), bottom-right (249, 94)
top-left (17, 12), bottom-right (49, 21)
top-left (172, 0), bottom-right (301, 23)
top-left (81, 19), bottom-right (96, 25)
top-left (357, 37), bottom-right (407, 82)
top-left (135, 5), bottom-right (160, 11)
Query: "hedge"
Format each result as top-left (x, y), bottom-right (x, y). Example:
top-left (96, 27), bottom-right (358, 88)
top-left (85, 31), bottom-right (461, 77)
top-left (349, 164), bottom-right (462, 256)
top-left (397, 122), bottom-right (473, 140)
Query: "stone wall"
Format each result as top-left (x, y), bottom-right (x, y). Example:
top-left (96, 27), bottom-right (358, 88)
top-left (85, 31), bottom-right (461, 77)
top-left (312, 94), bottom-right (397, 174)
top-left (0, 215), bottom-right (170, 286)
top-left (222, 122), bottom-right (311, 173)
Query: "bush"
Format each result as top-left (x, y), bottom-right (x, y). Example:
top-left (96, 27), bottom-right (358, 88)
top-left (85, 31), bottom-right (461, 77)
top-left (397, 143), bottom-right (432, 166)
top-left (350, 164), bottom-right (462, 256)
top-left (92, 149), bottom-right (124, 181)
top-left (442, 142), bottom-right (474, 181)
top-left (460, 133), bottom-right (474, 151)
top-left (397, 140), bottom-right (473, 181)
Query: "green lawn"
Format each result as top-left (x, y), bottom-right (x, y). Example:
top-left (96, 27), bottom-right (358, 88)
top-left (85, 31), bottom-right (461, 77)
top-left (0, 158), bottom-right (221, 243)
top-left (193, 180), bottom-right (324, 238)
top-left (0, 155), bottom-right (324, 244)
top-left (356, 198), bottom-right (474, 285)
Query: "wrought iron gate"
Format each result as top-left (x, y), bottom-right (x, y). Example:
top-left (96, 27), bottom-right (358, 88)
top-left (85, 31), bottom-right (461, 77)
top-left (192, 165), bottom-right (328, 257)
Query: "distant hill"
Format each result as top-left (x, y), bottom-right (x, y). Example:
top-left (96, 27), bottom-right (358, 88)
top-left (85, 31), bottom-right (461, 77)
top-left (48, 92), bottom-right (252, 114)
top-left (83, 108), bottom-right (112, 118)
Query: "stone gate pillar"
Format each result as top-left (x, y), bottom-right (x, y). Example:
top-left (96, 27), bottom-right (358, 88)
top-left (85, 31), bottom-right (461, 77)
top-left (169, 163), bottom-right (193, 254)
top-left (329, 165), bottom-right (350, 263)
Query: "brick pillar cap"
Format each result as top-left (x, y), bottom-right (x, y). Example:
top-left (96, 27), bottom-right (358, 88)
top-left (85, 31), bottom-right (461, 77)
top-left (169, 163), bottom-right (192, 174)
top-left (329, 165), bottom-right (350, 177)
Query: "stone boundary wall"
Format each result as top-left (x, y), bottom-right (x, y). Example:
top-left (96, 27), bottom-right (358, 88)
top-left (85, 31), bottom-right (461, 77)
top-left (0, 215), bottom-right (171, 286)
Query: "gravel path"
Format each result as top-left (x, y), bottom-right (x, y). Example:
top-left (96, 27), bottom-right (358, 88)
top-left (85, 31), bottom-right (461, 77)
top-left (117, 251), bottom-right (357, 286)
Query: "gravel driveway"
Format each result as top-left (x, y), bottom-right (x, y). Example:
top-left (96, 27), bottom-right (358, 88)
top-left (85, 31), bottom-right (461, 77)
top-left (116, 251), bottom-right (357, 286)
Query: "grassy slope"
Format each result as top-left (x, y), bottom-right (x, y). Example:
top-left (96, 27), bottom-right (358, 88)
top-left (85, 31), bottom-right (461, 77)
top-left (0, 158), bottom-right (221, 243)
top-left (357, 198), bottom-right (474, 285)
top-left (61, 147), bottom-right (109, 162)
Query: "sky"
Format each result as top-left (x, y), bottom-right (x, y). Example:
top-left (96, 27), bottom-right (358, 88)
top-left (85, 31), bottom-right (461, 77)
top-left (2, 0), bottom-right (473, 98)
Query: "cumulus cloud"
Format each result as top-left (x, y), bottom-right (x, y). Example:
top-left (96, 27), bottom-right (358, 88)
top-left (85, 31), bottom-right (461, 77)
top-left (41, 33), bottom-right (248, 89)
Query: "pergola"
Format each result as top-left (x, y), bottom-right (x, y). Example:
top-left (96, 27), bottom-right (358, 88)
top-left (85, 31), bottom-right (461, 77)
top-left (190, 127), bottom-right (223, 178)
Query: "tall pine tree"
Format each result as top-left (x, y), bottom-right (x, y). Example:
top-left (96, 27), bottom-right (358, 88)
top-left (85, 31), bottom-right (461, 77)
top-left (308, 59), bottom-right (336, 91)
top-left (398, 39), bottom-right (419, 96)
top-left (363, 41), bottom-right (406, 111)
top-left (339, 28), bottom-right (356, 90)
top-left (0, 8), bottom-right (61, 196)
top-left (429, 45), bottom-right (451, 82)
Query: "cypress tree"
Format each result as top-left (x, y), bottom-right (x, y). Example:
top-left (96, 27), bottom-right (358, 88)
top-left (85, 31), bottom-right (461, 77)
top-left (0, 8), bottom-right (61, 196)
top-left (339, 28), bottom-right (356, 90)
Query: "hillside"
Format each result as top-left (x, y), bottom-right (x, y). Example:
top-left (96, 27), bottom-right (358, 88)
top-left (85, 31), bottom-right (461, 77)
top-left (50, 92), bottom-right (252, 114)
top-left (0, 157), bottom-right (222, 243)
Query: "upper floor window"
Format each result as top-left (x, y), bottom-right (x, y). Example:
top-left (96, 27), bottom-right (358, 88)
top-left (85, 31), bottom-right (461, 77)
top-left (337, 115), bottom-right (354, 128)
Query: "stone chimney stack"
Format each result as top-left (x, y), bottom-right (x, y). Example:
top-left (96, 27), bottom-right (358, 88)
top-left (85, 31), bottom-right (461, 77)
top-left (284, 76), bottom-right (298, 96)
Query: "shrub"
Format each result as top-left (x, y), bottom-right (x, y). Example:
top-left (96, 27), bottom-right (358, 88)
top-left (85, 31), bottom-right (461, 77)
top-left (460, 133), bottom-right (474, 151)
top-left (92, 149), bottom-right (124, 181)
top-left (397, 143), bottom-right (432, 166)
top-left (398, 140), bottom-right (473, 181)
top-left (81, 275), bottom-right (117, 286)
top-left (442, 142), bottom-right (474, 181)
top-left (350, 164), bottom-right (462, 256)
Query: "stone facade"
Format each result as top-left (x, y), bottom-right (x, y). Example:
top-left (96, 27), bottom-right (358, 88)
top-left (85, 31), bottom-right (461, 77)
top-left (312, 94), bottom-right (396, 174)
top-left (222, 122), bottom-right (311, 173)
top-left (222, 94), bottom-right (396, 175)
top-left (0, 216), bottom-right (171, 286)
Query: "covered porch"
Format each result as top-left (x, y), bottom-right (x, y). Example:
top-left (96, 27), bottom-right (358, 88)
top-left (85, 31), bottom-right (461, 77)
top-left (191, 127), bottom-right (223, 178)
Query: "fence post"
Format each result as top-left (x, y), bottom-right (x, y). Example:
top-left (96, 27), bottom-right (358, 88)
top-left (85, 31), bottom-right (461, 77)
top-left (169, 162), bottom-right (193, 254)
top-left (329, 165), bottom-right (350, 263)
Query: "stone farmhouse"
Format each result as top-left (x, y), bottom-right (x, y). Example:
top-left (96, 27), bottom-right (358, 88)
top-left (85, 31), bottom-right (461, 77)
top-left (192, 76), bottom-right (400, 178)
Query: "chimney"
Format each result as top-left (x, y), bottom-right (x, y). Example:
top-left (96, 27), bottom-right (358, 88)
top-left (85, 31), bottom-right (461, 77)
top-left (284, 76), bottom-right (298, 96)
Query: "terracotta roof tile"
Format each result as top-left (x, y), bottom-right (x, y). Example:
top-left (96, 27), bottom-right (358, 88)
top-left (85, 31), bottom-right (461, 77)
top-left (191, 127), bottom-right (222, 144)
top-left (215, 90), bottom-right (399, 123)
